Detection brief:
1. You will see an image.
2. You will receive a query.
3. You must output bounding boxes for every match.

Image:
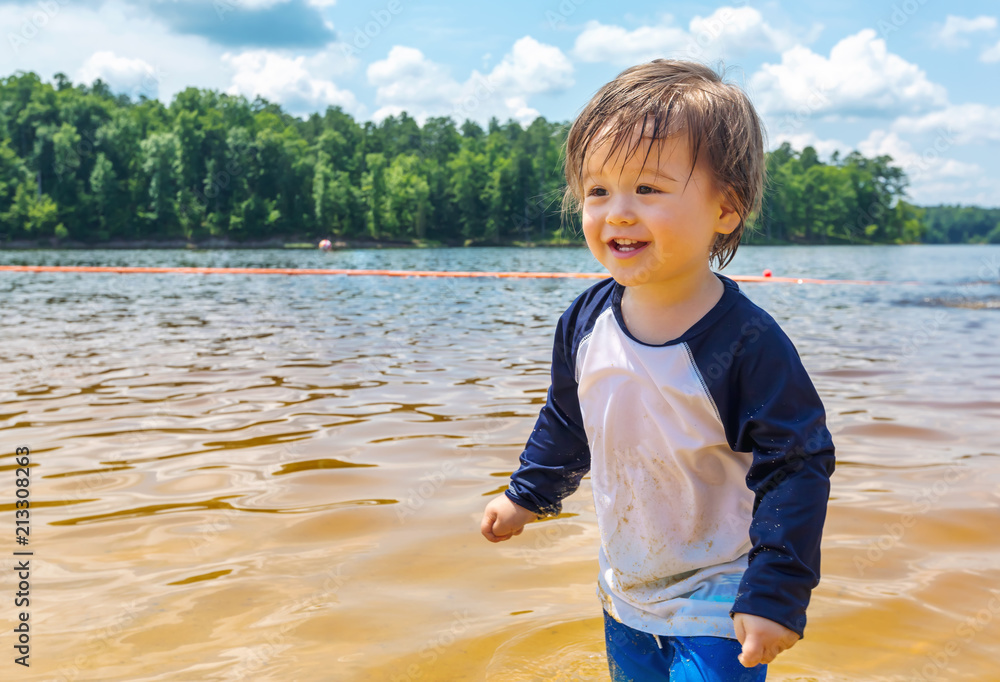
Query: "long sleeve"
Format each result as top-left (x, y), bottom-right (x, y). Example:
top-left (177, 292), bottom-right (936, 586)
top-left (723, 315), bottom-right (836, 638)
top-left (505, 304), bottom-right (592, 517)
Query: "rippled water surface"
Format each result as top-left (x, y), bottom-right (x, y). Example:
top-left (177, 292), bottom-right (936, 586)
top-left (2, 245), bottom-right (999, 681)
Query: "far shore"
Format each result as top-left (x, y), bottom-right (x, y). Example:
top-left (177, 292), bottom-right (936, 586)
top-left (0, 235), bottom-right (925, 250)
top-left (0, 236), bottom-right (593, 250)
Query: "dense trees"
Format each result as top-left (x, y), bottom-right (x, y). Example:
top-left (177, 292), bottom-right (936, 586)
top-left (0, 71), bottom-right (995, 246)
top-left (757, 143), bottom-right (932, 245)
top-left (920, 205), bottom-right (1000, 244)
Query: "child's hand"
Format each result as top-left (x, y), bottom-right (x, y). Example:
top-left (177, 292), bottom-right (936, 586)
top-left (732, 612), bottom-right (800, 667)
top-left (481, 494), bottom-right (538, 542)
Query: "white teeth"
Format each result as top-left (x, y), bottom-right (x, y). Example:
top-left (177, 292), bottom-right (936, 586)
top-left (612, 238), bottom-right (645, 252)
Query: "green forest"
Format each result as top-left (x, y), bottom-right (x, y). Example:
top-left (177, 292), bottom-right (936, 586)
top-left (1, 71), bottom-right (998, 247)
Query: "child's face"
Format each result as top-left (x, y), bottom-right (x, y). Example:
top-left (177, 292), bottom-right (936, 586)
top-left (581, 127), bottom-right (739, 291)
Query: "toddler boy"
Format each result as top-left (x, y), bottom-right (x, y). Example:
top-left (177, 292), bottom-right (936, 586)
top-left (481, 59), bottom-right (836, 681)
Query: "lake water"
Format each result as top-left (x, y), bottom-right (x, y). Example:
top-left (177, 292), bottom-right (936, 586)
top-left (2, 244), bottom-right (999, 681)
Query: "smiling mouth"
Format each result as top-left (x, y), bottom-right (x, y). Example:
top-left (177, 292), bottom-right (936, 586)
top-left (609, 238), bottom-right (649, 253)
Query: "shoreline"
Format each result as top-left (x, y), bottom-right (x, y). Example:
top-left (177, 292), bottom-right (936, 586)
top-left (0, 235), bottom-right (944, 251)
top-left (0, 236), bottom-right (592, 250)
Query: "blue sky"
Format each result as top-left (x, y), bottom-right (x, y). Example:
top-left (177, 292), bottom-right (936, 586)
top-left (1, 0), bottom-right (998, 206)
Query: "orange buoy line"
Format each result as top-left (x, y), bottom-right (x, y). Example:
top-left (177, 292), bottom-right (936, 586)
top-left (0, 264), bottom-right (920, 285)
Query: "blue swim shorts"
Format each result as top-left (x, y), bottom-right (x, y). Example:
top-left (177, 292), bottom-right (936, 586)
top-left (603, 609), bottom-right (767, 681)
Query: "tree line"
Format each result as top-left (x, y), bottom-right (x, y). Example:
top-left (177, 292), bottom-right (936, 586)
top-left (1, 71), bottom-right (997, 246)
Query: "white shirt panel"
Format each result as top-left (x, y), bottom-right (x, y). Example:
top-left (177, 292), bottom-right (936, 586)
top-left (575, 307), bottom-right (755, 637)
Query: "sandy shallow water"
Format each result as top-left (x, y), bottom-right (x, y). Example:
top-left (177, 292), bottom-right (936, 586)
top-left (2, 245), bottom-right (999, 681)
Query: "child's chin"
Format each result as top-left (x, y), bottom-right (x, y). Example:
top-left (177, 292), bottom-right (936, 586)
top-left (609, 272), bottom-right (651, 288)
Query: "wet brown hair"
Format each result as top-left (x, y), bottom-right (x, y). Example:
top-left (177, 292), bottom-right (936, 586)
top-left (562, 59), bottom-right (766, 270)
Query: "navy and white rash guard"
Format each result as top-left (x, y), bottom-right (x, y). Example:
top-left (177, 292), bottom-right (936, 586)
top-left (505, 272), bottom-right (836, 640)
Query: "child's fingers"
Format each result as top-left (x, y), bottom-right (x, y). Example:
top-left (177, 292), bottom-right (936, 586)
top-left (481, 511), bottom-right (520, 542)
top-left (737, 634), bottom-right (764, 668)
top-left (480, 510), bottom-right (501, 542)
top-left (495, 522), bottom-right (520, 540)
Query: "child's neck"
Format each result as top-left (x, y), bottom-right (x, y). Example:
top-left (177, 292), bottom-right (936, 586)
top-left (620, 270), bottom-right (724, 344)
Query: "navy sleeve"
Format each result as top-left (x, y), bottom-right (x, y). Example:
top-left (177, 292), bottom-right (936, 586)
top-left (695, 306), bottom-right (835, 638)
top-left (505, 301), bottom-right (592, 517)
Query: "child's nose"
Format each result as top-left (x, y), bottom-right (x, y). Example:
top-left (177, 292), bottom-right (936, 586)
top-left (605, 196), bottom-right (637, 225)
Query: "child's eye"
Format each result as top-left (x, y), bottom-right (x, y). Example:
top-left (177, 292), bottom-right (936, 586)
top-left (636, 185), bottom-right (657, 195)
top-left (587, 187), bottom-right (607, 197)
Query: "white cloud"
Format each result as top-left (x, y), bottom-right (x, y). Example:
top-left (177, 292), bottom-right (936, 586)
top-left (858, 129), bottom-right (981, 204)
top-left (751, 29), bottom-right (948, 117)
top-left (218, 0), bottom-right (335, 8)
top-left (301, 45), bottom-right (361, 78)
top-left (503, 96), bottom-right (540, 125)
top-left (367, 46), bottom-right (461, 109)
top-left (688, 7), bottom-right (806, 54)
top-left (572, 18), bottom-right (689, 65)
top-left (982, 39), bottom-right (1000, 62)
top-left (571, 7), bottom-right (810, 65)
top-left (856, 128), bottom-right (1000, 205)
top-left (957, 178), bottom-right (1000, 207)
top-left (891, 176), bottom-right (1000, 207)
top-left (768, 132), bottom-right (851, 160)
top-left (488, 36), bottom-right (573, 95)
top-left (223, 50), bottom-right (359, 117)
top-left (935, 15), bottom-right (997, 48)
top-left (230, 0), bottom-right (292, 8)
top-left (859, 130), bottom-right (979, 180)
top-left (891, 104), bottom-right (1000, 145)
top-left (367, 37), bottom-right (573, 126)
top-left (0, 0), bottom-right (242, 107)
top-left (75, 51), bottom-right (162, 99)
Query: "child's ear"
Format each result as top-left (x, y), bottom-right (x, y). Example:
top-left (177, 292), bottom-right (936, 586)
top-left (715, 194), bottom-right (741, 236)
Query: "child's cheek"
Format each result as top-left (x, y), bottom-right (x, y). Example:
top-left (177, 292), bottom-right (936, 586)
top-left (582, 211), bottom-right (603, 241)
